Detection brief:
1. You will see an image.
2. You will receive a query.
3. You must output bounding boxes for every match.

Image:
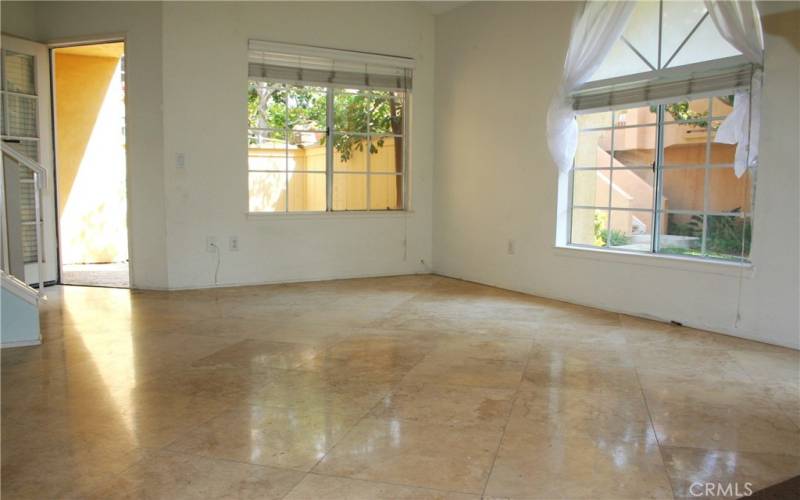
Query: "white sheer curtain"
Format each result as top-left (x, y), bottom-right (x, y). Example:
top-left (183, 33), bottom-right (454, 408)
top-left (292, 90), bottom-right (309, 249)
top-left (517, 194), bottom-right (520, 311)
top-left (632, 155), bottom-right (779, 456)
top-left (704, 0), bottom-right (764, 177)
top-left (546, 1), bottom-right (635, 173)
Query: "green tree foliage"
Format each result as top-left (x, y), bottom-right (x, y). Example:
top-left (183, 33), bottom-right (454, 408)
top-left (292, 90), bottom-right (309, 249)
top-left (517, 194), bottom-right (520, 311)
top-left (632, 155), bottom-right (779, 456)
top-left (706, 210), bottom-right (751, 256)
top-left (649, 95), bottom-right (734, 129)
top-left (248, 82), bottom-right (403, 164)
top-left (667, 213), bottom-right (703, 237)
top-left (663, 211), bottom-right (750, 259)
top-left (593, 212), bottom-right (630, 247)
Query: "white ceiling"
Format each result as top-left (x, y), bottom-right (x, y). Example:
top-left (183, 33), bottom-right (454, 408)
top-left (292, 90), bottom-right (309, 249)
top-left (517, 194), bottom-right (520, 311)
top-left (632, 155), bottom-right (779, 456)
top-left (421, 1), bottom-right (799, 17)
top-left (418, 1), bottom-right (470, 16)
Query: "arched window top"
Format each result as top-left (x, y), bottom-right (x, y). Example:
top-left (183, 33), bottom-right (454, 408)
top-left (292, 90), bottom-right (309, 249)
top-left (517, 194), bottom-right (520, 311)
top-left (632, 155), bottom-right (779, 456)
top-left (589, 0), bottom-right (742, 82)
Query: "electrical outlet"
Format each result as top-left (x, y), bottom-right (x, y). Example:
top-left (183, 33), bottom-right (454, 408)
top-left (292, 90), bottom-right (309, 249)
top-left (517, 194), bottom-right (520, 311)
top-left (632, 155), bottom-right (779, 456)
top-left (507, 239), bottom-right (516, 255)
top-left (229, 236), bottom-right (239, 251)
top-left (176, 152), bottom-right (186, 168)
top-left (206, 236), bottom-right (218, 253)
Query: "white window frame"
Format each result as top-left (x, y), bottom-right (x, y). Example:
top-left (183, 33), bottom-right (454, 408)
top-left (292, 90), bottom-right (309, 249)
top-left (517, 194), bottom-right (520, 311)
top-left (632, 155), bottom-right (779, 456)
top-left (566, 92), bottom-right (756, 263)
top-left (247, 82), bottom-right (410, 215)
top-left (559, 0), bottom-right (758, 265)
top-left (246, 40), bottom-right (412, 215)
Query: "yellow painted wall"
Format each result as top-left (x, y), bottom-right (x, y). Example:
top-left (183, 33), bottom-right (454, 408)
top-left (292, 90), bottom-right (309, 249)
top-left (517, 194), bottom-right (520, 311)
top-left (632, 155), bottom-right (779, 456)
top-left (248, 137), bottom-right (401, 211)
top-left (54, 44), bottom-right (128, 264)
top-left (55, 53), bottom-right (119, 215)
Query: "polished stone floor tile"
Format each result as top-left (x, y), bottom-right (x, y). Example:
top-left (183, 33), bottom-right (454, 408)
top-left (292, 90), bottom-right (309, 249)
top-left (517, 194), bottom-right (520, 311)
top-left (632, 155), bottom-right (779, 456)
top-left (371, 382), bottom-right (515, 430)
top-left (484, 382), bottom-right (668, 498)
top-left (378, 315), bottom-right (541, 340)
top-left (253, 323), bottom-right (369, 345)
top-left (167, 405), bottom-right (361, 470)
top-left (760, 381), bottom-right (800, 428)
top-left (1, 434), bottom-right (145, 499)
top-left (485, 437), bottom-right (672, 499)
top-left (524, 347), bottom-right (640, 394)
top-left (621, 322), bottom-right (721, 351)
top-left (287, 334), bottom-right (434, 383)
top-left (661, 446), bottom-right (800, 499)
top-left (646, 396), bottom-right (800, 456)
top-left (727, 347), bottom-right (800, 386)
top-left (643, 378), bottom-right (800, 457)
top-left (3, 276), bottom-right (799, 498)
top-left (241, 368), bottom-right (396, 416)
top-left (308, 333), bottom-right (436, 365)
top-left (638, 371), bottom-right (786, 409)
top-left (528, 324), bottom-right (630, 349)
top-left (138, 365), bottom-right (392, 417)
top-left (633, 346), bottom-right (753, 383)
top-left (134, 365), bottom-right (257, 404)
top-left (439, 336), bottom-right (534, 362)
top-left (404, 351), bottom-right (526, 389)
top-left (86, 449), bottom-right (304, 499)
top-left (172, 316), bottom-right (282, 340)
top-left (191, 338), bottom-right (323, 371)
top-left (314, 417), bottom-right (503, 494)
top-left (486, 410), bottom-right (669, 499)
top-left (284, 473), bottom-right (479, 499)
top-left (512, 384), bottom-right (655, 444)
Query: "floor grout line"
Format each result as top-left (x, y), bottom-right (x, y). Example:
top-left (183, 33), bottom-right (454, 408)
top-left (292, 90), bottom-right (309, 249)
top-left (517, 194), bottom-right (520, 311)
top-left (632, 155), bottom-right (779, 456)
top-left (634, 365), bottom-right (678, 500)
top-left (304, 352), bottom-right (429, 474)
top-left (724, 353), bottom-right (800, 433)
top-left (10, 278), bottom-right (800, 499)
top-left (479, 338), bottom-right (536, 499)
top-left (280, 280), bottom-right (446, 499)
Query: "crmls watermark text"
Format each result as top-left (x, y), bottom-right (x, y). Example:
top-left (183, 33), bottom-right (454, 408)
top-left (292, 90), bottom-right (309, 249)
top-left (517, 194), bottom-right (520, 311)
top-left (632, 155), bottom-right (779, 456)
top-left (689, 481), bottom-right (753, 497)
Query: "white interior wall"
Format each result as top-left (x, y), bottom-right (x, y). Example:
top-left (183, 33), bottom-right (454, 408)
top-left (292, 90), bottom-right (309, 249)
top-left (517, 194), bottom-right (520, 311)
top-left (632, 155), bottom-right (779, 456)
top-left (433, 2), bottom-right (800, 349)
top-left (32, 1), bottom-right (169, 289)
top-left (160, 2), bottom-right (434, 289)
top-left (5, 1), bottom-right (797, 349)
top-left (12, 1), bottom-right (434, 290)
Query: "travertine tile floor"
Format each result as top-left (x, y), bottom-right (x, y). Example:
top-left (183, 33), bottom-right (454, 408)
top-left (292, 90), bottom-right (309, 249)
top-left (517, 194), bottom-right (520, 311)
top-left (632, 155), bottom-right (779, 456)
top-left (2, 275), bottom-right (799, 499)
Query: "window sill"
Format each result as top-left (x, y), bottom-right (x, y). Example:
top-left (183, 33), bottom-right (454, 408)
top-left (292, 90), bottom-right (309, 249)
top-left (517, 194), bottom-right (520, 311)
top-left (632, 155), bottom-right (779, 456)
top-left (553, 244), bottom-right (755, 278)
top-left (246, 210), bottom-right (413, 221)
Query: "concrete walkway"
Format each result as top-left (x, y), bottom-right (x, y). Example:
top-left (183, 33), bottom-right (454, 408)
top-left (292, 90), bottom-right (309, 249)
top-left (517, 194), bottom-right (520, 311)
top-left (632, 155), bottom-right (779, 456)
top-left (62, 262), bottom-right (130, 288)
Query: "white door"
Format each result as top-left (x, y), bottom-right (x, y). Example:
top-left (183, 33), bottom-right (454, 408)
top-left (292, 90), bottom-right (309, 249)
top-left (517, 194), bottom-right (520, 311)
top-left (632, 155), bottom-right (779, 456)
top-left (1, 35), bottom-right (58, 286)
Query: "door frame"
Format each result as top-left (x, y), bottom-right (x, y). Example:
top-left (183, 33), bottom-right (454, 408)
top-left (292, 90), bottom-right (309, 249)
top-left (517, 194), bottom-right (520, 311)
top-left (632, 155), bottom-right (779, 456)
top-left (48, 35), bottom-right (133, 288)
top-left (1, 34), bottom-right (59, 287)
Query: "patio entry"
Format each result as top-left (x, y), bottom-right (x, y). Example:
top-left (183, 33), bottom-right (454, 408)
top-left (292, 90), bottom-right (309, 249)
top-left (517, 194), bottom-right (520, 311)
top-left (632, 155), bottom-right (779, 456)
top-left (53, 42), bottom-right (129, 288)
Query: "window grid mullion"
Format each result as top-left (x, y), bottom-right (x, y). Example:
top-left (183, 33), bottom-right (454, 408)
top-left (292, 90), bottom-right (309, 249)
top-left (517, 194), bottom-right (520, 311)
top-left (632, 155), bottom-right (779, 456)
top-left (606, 111), bottom-right (615, 248)
top-left (652, 104), bottom-right (666, 253)
top-left (284, 84), bottom-right (289, 213)
top-left (701, 96), bottom-right (713, 256)
top-left (249, 80), bottom-right (406, 214)
top-left (657, 0), bottom-right (663, 70)
top-left (402, 91), bottom-right (409, 210)
top-left (567, 168), bottom-right (575, 244)
top-left (326, 87), bottom-right (334, 212)
top-left (366, 94), bottom-right (372, 211)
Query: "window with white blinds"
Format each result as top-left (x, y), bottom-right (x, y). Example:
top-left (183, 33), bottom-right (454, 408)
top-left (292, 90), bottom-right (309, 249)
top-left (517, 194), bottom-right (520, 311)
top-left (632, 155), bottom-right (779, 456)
top-left (248, 40), bottom-right (413, 92)
top-left (572, 57), bottom-right (753, 112)
top-left (247, 41), bottom-right (413, 213)
top-left (565, 0), bottom-right (757, 263)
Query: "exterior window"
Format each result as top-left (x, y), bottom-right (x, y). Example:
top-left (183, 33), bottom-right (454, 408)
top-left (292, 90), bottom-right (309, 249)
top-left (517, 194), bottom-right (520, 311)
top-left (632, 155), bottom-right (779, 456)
top-left (247, 83), bottom-right (407, 213)
top-left (589, 0), bottom-right (740, 82)
top-left (565, 0), bottom-right (756, 263)
top-left (569, 93), bottom-right (753, 262)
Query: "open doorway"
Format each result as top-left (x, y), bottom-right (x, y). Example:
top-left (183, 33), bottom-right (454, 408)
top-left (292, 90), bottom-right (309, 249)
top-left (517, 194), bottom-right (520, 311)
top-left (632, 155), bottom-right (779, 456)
top-left (52, 42), bottom-right (129, 288)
